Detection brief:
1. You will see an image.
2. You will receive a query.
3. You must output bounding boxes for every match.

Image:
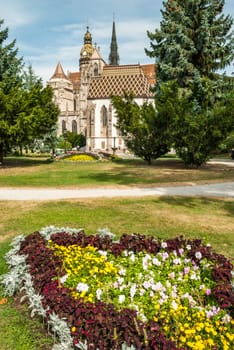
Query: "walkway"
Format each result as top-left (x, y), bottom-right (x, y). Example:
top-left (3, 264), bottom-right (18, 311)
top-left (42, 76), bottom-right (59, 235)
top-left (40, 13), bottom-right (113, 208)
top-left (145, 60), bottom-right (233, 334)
top-left (0, 182), bottom-right (233, 200)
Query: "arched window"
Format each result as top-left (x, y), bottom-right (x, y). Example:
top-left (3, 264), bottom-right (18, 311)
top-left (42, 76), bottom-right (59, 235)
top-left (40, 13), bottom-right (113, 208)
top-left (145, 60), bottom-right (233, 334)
top-left (72, 120), bottom-right (77, 134)
top-left (101, 105), bottom-right (108, 127)
top-left (94, 63), bottom-right (98, 76)
top-left (62, 120), bottom-right (66, 134)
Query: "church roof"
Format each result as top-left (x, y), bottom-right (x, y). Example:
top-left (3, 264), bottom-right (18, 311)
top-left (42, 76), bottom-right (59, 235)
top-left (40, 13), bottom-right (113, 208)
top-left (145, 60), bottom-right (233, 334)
top-left (68, 71), bottom-right (81, 89)
top-left (88, 64), bottom-right (155, 99)
top-left (141, 64), bottom-right (156, 85)
top-left (50, 62), bottom-right (68, 80)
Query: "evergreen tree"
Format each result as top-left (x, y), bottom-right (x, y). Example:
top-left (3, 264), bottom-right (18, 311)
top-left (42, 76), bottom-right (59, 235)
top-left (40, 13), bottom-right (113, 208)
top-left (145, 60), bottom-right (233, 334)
top-left (0, 20), bottom-right (59, 163)
top-left (22, 64), bottom-right (42, 90)
top-left (146, 0), bottom-right (233, 91)
top-left (146, 0), bottom-right (234, 165)
top-left (0, 19), bottom-right (23, 162)
top-left (112, 92), bottom-right (172, 164)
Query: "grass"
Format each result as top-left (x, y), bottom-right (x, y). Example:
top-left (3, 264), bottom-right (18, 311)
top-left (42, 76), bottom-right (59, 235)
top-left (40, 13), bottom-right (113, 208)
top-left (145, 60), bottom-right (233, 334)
top-left (0, 155), bottom-right (233, 349)
top-left (0, 156), bottom-right (233, 188)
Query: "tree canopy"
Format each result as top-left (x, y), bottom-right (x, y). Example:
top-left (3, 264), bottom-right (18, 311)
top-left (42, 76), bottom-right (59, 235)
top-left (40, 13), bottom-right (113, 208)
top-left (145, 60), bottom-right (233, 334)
top-left (0, 20), bottom-right (59, 163)
top-left (145, 0), bottom-right (234, 166)
top-left (112, 92), bottom-right (172, 164)
top-left (146, 0), bottom-right (233, 89)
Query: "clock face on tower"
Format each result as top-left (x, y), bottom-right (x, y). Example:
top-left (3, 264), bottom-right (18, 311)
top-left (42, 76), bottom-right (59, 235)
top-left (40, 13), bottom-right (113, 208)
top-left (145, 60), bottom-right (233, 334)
top-left (81, 44), bottom-right (93, 59)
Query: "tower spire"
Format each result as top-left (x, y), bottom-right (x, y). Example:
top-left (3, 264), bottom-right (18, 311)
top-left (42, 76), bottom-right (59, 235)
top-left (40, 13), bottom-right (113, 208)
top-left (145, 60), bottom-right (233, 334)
top-left (109, 17), bottom-right (119, 66)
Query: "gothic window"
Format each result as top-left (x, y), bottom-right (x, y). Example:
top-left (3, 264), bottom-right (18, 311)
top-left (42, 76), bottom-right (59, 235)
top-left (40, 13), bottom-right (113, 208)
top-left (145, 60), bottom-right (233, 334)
top-left (101, 105), bottom-right (108, 127)
top-left (94, 63), bottom-right (98, 76)
top-left (72, 120), bottom-right (77, 134)
top-left (62, 120), bottom-right (66, 134)
top-left (74, 99), bottom-right (76, 111)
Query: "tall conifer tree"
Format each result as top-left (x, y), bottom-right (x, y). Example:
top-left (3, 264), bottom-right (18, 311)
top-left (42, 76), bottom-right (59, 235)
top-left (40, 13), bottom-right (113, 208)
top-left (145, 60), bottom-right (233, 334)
top-left (0, 19), bottom-right (23, 162)
top-left (146, 0), bottom-right (234, 165)
top-left (146, 0), bottom-right (233, 89)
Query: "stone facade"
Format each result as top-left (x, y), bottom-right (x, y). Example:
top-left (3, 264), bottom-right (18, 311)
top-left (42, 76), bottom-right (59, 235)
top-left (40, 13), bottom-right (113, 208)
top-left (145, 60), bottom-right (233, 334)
top-left (48, 24), bottom-right (155, 152)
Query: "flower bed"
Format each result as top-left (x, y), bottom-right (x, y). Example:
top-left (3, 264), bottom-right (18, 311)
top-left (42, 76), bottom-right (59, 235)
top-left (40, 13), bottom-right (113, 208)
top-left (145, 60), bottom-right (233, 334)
top-left (1, 227), bottom-right (234, 350)
top-left (56, 152), bottom-right (99, 162)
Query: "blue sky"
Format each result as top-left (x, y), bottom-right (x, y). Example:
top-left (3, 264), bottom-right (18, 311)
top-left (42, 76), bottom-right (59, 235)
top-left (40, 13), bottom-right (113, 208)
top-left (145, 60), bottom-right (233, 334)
top-left (1, 0), bottom-right (233, 84)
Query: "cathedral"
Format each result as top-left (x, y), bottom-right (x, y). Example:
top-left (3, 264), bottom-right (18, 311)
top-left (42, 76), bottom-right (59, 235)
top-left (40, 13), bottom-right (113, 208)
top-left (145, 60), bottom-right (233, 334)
top-left (48, 21), bottom-right (155, 152)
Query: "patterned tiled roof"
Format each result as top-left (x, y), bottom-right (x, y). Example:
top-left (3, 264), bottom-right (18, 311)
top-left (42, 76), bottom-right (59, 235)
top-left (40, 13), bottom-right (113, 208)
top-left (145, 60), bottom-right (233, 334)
top-left (88, 64), bottom-right (154, 99)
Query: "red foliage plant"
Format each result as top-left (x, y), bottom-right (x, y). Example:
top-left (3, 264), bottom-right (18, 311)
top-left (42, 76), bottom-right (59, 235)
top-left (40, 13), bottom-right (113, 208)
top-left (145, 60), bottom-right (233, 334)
top-left (18, 230), bottom-right (234, 349)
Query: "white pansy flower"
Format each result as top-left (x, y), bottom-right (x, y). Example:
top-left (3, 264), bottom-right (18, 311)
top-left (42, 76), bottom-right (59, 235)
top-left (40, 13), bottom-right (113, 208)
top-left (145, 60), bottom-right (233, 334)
top-left (119, 267), bottom-right (126, 276)
top-left (130, 284), bottom-right (137, 300)
top-left (142, 255), bottom-right (151, 270)
top-left (98, 250), bottom-right (107, 257)
top-left (179, 248), bottom-right (184, 256)
top-left (166, 280), bottom-right (172, 288)
top-left (171, 300), bottom-right (178, 310)
top-left (222, 314), bottom-right (231, 324)
top-left (118, 295), bottom-right (125, 304)
top-left (152, 257), bottom-right (161, 266)
top-left (161, 242), bottom-right (167, 249)
top-left (113, 281), bottom-right (119, 288)
top-left (96, 289), bottom-right (102, 300)
top-left (143, 281), bottom-right (151, 289)
top-left (152, 281), bottom-right (163, 291)
top-left (195, 251), bottom-right (202, 260)
top-left (129, 253), bottom-right (135, 262)
top-left (117, 277), bottom-right (124, 285)
top-left (76, 282), bottom-right (89, 292)
top-left (190, 273), bottom-right (197, 280)
top-left (59, 274), bottom-right (68, 284)
top-left (173, 258), bottom-right (181, 265)
top-left (162, 252), bottom-right (169, 261)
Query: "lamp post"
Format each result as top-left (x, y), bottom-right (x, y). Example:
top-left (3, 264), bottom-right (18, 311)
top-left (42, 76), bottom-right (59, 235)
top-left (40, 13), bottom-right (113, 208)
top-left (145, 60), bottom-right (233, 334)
top-left (63, 128), bottom-right (67, 154)
top-left (111, 136), bottom-right (117, 156)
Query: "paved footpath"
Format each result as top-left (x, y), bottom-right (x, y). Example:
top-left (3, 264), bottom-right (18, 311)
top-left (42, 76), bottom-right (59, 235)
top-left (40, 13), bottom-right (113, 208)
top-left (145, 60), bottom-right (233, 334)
top-left (0, 182), bottom-right (233, 200)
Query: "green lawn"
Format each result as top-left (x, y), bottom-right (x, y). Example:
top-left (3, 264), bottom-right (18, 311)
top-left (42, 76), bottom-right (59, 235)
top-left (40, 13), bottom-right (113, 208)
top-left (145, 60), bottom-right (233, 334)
top-left (0, 156), bottom-right (233, 349)
top-left (0, 156), bottom-right (233, 187)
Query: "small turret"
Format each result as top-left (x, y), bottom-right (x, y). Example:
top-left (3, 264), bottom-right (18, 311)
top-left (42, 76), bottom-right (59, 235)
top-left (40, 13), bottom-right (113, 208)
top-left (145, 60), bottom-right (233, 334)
top-left (50, 62), bottom-right (68, 80)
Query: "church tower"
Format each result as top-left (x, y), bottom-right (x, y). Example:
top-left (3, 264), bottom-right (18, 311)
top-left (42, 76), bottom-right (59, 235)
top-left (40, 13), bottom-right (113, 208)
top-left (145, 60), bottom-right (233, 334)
top-left (80, 26), bottom-right (94, 66)
top-left (109, 19), bottom-right (119, 65)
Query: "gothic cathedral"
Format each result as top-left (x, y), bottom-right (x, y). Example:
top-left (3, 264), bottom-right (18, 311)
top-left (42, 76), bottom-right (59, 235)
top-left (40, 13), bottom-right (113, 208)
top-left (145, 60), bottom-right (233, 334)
top-left (48, 21), bottom-right (155, 152)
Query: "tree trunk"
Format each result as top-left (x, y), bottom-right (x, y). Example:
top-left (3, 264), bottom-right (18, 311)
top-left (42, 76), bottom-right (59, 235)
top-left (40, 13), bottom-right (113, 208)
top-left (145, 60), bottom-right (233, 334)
top-left (0, 143), bottom-right (4, 164)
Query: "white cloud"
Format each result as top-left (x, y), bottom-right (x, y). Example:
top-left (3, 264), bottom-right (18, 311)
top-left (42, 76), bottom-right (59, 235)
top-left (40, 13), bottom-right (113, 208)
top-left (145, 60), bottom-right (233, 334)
top-left (0, 2), bottom-right (38, 29)
top-left (2, 0), bottom-right (232, 84)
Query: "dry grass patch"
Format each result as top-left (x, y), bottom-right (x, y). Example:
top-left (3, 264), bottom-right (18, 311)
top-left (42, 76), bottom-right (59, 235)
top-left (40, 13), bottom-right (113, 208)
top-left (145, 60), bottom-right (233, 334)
top-left (0, 196), bottom-right (233, 258)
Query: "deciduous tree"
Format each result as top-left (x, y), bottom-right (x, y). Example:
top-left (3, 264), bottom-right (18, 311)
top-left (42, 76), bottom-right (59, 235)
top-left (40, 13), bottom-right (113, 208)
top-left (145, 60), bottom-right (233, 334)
top-left (112, 92), bottom-right (172, 164)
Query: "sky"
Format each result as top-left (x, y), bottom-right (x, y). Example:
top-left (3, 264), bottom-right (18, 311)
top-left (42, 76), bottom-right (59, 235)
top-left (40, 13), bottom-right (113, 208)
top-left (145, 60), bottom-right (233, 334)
top-left (1, 0), bottom-right (233, 84)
